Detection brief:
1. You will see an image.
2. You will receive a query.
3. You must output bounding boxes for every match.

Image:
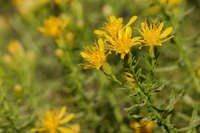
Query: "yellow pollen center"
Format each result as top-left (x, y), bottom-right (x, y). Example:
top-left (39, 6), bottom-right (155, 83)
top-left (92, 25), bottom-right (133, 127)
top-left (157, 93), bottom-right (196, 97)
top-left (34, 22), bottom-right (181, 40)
top-left (144, 30), bottom-right (160, 45)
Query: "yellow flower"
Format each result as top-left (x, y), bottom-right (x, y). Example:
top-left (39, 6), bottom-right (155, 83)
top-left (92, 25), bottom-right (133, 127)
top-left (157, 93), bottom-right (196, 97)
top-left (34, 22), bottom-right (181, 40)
top-left (96, 16), bottom-right (123, 38)
top-left (138, 21), bottom-right (173, 49)
top-left (8, 40), bottom-right (23, 56)
top-left (11, 0), bottom-right (23, 6)
top-left (14, 84), bottom-right (22, 92)
top-left (50, 0), bottom-right (71, 4)
top-left (2, 54), bottom-right (12, 64)
top-left (80, 38), bottom-right (107, 70)
top-left (0, 15), bottom-right (10, 31)
top-left (108, 26), bottom-right (141, 59)
top-left (197, 69), bottom-right (200, 77)
top-left (160, 0), bottom-right (183, 8)
top-left (65, 32), bottom-right (75, 48)
top-left (32, 106), bottom-right (75, 133)
top-left (38, 16), bottom-right (69, 38)
top-left (12, 0), bottom-right (48, 16)
top-left (71, 123), bottom-right (80, 133)
top-left (168, 0), bottom-right (183, 7)
top-left (66, 0), bottom-right (73, 3)
top-left (55, 49), bottom-right (64, 58)
top-left (95, 16), bottom-right (141, 59)
top-left (52, 0), bottom-right (62, 5)
top-left (160, 0), bottom-right (167, 5)
top-left (130, 120), bottom-right (154, 133)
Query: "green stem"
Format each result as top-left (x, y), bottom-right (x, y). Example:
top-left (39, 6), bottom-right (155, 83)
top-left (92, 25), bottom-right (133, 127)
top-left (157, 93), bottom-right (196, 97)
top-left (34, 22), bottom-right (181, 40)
top-left (136, 81), bottom-right (176, 133)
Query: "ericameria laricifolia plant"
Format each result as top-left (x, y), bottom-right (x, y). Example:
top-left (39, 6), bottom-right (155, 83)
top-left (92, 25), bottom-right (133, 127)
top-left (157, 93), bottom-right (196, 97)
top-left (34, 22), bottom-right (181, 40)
top-left (80, 15), bottom-right (180, 133)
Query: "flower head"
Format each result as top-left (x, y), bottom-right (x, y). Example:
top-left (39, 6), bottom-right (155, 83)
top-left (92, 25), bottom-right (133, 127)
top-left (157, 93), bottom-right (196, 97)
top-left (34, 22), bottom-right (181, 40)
top-left (160, 0), bottom-right (183, 8)
top-left (138, 21), bottom-right (173, 49)
top-left (65, 32), bottom-right (75, 48)
top-left (80, 38), bottom-right (107, 70)
top-left (106, 26), bottom-right (141, 59)
top-left (3, 54), bottom-right (12, 64)
top-left (52, 0), bottom-right (62, 5)
top-left (168, 0), bottom-right (183, 8)
top-left (38, 16), bottom-right (70, 38)
top-left (55, 49), bottom-right (64, 58)
top-left (12, 0), bottom-right (48, 16)
top-left (102, 16), bottom-right (123, 38)
top-left (130, 120), bottom-right (154, 133)
top-left (32, 106), bottom-right (75, 133)
top-left (8, 40), bottom-right (23, 56)
top-left (197, 69), bottom-right (200, 77)
top-left (95, 16), bottom-right (140, 59)
top-left (11, 0), bottom-right (23, 6)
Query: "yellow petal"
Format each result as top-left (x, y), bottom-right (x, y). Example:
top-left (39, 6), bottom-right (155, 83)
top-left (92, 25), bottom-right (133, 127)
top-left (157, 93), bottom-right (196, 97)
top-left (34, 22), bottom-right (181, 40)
top-left (97, 38), bottom-right (105, 52)
top-left (138, 29), bottom-right (144, 36)
top-left (50, 129), bottom-right (56, 133)
top-left (79, 64), bottom-right (93, 69)
top-left (58, 106), bottom-right (67, 119)
top-left (60, 113), bottom-right (75, 124)
top-left (118, 29), bottom-right (123, 40)
top-left (105, 34), bottom-right (113, 42)
top-left (80, 52), bottom-right (89, 59)
top-left (120, 53), bottom-right (126, 59)
top-left (58, 127), bottom-right (73, 133)
top-left (124, 72), bottom-right (133, 77)
top-left (130, 122), bottom-right (140, 128)
top-left (133, 36), bottom-right (141, 41)
top-left (145, 121), bottom-right (154, 132)
top-left (31, 128), bottom-right (46, 132)
top-left (158, 22), bottom-right (164, 33)
top-left (141, 21), bottom-right (148, 31)
top-left (109, 16), bottom-right (116, 21)
top-left (125, 26), bottom-right (132, 39)
top-left (126, 16), bottom-right (138, 27)
top-left (161, 35), bottom-right (174, 43)
top-left (160, 27), bottom-right (173, 38)
top-left (94, 30), bottom-right (105, 35)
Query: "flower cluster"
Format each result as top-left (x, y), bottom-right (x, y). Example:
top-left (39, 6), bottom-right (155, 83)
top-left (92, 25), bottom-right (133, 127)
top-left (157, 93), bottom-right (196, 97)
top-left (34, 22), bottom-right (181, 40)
top-left (2, 40), bottom-right (35, 65)
top-left (95, 16), bottom-right (141, 59)
top-left (80, 15), bottom-right (173, 70)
